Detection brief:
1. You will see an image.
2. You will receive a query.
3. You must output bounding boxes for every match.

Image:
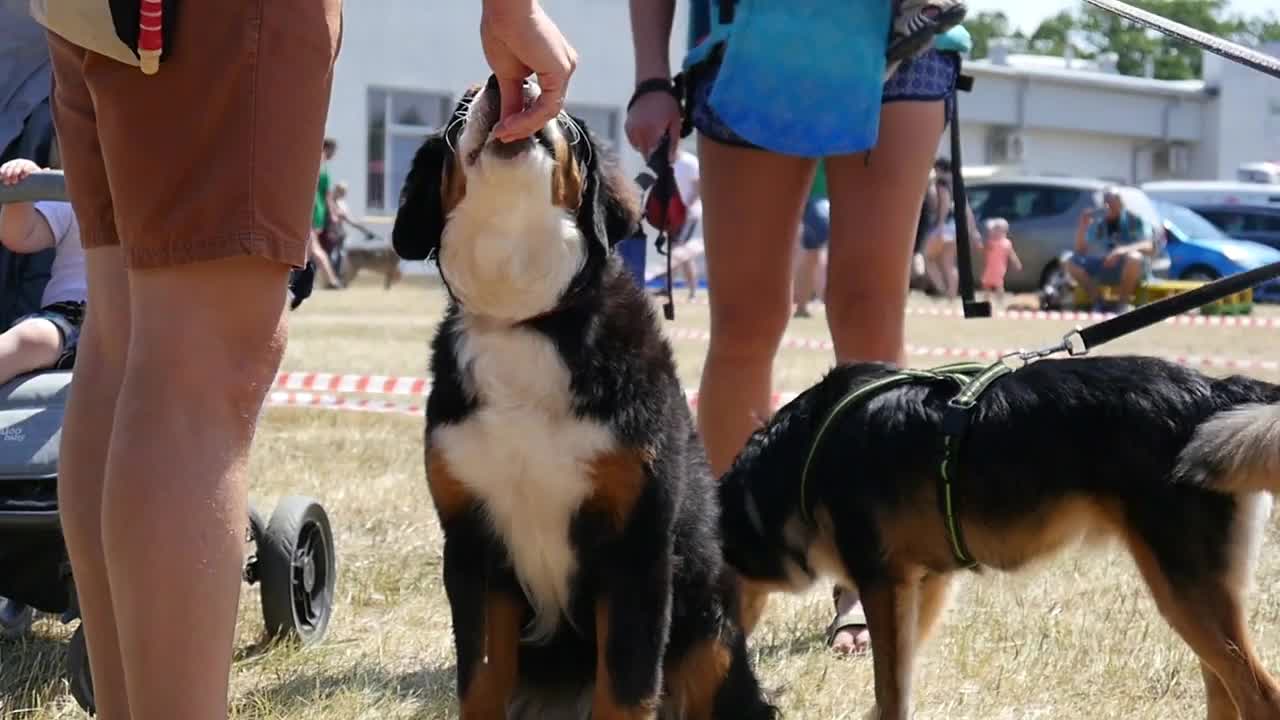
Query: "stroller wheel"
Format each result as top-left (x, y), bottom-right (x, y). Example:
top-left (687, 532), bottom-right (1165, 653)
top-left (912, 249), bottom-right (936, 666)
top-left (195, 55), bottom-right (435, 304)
top-left (258, 496), bottom-right (336, 646)
top-left (0, 597), bottom-right (33, 640)
top-left (67, 623), bottom-right (96, 715)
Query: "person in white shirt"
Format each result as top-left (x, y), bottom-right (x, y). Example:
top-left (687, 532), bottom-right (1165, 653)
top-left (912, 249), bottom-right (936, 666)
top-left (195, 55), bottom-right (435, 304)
top-left (0, 156), bottom-right (85, 384)
top-left (664, 149), bottom-right (703, 299)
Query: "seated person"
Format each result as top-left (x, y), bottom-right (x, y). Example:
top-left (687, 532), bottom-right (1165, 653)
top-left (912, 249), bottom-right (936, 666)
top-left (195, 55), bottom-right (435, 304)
top-left (1066, 186), bottom-right (1153, 312)
top-left (0, 156), bottom-right (85, 384)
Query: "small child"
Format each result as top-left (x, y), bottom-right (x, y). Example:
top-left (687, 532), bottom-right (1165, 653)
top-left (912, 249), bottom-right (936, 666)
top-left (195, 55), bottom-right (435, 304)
top-left (980, 217), bottom-right (1022, 306)
top-left (0, 157), bottom-right (87, 385)
top-left (887, 0), bottom-right (968, 78)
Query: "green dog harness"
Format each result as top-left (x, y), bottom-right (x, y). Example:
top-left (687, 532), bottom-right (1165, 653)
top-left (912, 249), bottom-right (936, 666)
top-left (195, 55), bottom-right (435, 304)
top-left (798, 359), bottom-right (1016, 570)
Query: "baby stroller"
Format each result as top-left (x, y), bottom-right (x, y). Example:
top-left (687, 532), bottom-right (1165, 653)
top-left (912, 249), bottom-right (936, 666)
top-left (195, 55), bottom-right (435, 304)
top-left (0, 173), bottom-right (338, 714)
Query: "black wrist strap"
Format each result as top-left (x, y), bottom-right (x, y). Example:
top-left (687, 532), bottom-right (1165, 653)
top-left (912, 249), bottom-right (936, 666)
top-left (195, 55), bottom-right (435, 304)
top-left (628, 77), bottom-right (680, 112)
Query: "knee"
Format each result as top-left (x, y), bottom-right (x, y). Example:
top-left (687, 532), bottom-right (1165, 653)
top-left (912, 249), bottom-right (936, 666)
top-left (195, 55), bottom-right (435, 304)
top-left (707, 300), bottom-right (790, 365)
top-left (7, 320), bottom-right (62, 358)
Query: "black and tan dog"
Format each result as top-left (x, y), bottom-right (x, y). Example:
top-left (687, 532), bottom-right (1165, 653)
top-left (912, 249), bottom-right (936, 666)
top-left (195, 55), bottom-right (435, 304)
top-left (392, 76), bottom-right (777, 720)
top-left (716, 355), bottom-right (1280, 720)
top-left (339, 241), bottom-right (403, 289)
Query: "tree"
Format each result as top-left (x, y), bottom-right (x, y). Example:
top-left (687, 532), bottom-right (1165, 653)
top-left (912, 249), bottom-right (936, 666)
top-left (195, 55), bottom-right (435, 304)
top-left (1027, 11), bottom-right (1080, 58)
top-left (982, 1), bottom-right (1280, 80)
top-left (964, 10), bottom-right (1025, 60)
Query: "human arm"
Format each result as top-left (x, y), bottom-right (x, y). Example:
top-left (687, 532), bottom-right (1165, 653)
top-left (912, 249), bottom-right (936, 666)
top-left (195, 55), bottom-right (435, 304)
top-left (480, 0), bottom-right (578, 141)
top-left (1104, 215), bottom-right (1156, 265)
top-left (1074, 209), bottom-right (1094, 255)
top-left (1009, 242), bottom-right (1023, 272)
top-left (0, 160), bottom-right (56, 254)
top-left (966, 205), bottom-right (982, 251)
top-left (624, 0), bottom-right (682, 160)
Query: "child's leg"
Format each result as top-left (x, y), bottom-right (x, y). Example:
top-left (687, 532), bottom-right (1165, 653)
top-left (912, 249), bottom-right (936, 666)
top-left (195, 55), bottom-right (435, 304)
top-left (0, 317), bottom-right (65, 386)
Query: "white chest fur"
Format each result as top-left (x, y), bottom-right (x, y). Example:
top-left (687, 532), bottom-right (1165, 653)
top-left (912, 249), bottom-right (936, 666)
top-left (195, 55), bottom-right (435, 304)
top-left (433, 320), bottom-right (615, 641)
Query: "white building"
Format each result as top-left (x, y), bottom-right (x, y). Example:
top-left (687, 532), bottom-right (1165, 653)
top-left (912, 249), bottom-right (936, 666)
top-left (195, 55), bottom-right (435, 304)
top-left (952, 40), bottom-right (1280, 185)
top-left (322, 0), bottom-right (686, 231)
top-left (322, 3), bottom-right (1280, 227)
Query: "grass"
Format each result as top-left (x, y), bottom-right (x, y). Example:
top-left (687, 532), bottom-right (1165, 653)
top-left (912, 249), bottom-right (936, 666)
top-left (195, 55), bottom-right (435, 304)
top-left (3, 275), bottom-right (1280, 719)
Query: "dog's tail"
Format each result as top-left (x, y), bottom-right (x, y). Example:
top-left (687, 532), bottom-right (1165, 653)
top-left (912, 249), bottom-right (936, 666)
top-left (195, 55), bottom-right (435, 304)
top-left (1176, 403), bottom-right (1280, 494)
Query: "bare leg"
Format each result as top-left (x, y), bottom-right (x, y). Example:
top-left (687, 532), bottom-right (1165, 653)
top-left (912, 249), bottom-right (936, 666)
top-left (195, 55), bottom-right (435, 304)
top-left (0, 318), bottom-right (63, 385)
top-left (1116, 252), bottom-right (1144, 305)
top-left (1065, 261), bottom-right (1100, 305)
top-left (694, 134), bottom-right (816, 476)
top-left (309, 231), bottom-right (342, 288)
top-left (923, 235), bottom-right (946, 295)
top-left (696, 137), bottom-right (815, 636)
top-left (942, 241), bottom-right (959, 298)
top-left (823, 99), bottom-right (944, 654)
top-left (794, 248), bottom-right (822, 317)
top-left (102, 256), bottom-right (290, 720)
top-left (58, 246), bottom-right (134, 720)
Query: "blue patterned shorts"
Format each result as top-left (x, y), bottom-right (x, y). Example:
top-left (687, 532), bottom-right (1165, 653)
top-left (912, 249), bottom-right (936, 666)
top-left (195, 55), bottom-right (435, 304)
top-left (687, 47), bottom-right (960, 153)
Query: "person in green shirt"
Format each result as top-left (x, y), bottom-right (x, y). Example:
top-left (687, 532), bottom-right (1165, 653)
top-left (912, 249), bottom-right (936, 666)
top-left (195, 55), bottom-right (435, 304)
top-left (794, 161), bottom-right (830, 318)
top-left (308, 138), bottom-right (342, 289)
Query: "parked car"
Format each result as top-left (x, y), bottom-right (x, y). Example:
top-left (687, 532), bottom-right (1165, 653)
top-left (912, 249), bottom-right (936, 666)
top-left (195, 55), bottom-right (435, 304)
top-left (1142, 180), bottom-right (1280, 211)
top-left (963, 176), bottom-right (1164, 293)
top-left (1171, 205), bottom-right (1280, 252)
top-left (1155, 200), bottom-right (1280, 303)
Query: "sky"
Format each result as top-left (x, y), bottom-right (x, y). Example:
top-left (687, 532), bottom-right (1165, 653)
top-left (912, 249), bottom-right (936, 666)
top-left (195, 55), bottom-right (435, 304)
top-left (965, 0), bottom-right (1278, 35)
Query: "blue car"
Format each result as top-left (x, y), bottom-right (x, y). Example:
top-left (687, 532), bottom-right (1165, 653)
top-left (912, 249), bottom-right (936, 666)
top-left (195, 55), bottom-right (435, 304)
top-left (1155, 200), bottom-right (1280, 303)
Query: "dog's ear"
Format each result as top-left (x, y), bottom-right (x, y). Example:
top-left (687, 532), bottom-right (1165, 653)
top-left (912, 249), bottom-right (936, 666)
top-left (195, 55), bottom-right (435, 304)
top-left (573, 120), bottom-right (642, 250)
top-left (392, 134), bottom-right (450, 262)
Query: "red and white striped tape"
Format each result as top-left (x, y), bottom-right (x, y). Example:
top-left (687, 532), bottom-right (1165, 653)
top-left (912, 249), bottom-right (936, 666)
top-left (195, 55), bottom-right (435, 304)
top-left (662, 327), bottom-right (1280, 373)
top-left (682, 296), bottom-right (1280, 329)
top-left (904, 305), bottom-right (1280, 328)
top-left (266, 388), bottom-right (799, 416)
top-left (274, 372), bottom-right (429, 397)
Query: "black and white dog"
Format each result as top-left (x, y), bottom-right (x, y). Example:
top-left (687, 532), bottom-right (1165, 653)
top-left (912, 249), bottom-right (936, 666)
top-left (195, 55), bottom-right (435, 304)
top-left (716, 355), bottom-right (1280, 720)
top-left (392, 76), bottom-right (776, 720)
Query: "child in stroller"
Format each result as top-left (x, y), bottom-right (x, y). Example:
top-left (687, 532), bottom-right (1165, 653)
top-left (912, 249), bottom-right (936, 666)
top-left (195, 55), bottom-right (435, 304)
top-left (0, 155), bottom-right (86, 387)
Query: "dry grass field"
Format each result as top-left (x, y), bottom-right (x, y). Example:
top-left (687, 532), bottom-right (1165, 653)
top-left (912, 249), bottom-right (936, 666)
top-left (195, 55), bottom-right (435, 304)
top-left (4, 274), bottom-right (1280, 719)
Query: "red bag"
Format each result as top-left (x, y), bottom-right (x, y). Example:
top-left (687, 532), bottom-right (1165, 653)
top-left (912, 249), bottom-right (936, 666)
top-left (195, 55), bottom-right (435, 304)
top-left (645, 181), bottom-right (687, 234)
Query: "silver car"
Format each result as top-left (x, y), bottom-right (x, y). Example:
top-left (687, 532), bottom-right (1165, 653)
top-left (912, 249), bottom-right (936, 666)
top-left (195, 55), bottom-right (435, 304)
top-left (961, 176), bottom-right (1165, 293)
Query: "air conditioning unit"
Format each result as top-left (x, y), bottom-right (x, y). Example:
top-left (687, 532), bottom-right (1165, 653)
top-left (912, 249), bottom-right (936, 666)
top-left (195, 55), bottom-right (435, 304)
top-left (1152, 143), bottom-right (1192, 177)
top-left (987, 128), bottom-right (1025, 165)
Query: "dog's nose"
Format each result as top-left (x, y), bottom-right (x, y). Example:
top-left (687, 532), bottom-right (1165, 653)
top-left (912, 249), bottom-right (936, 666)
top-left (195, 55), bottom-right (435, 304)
top-left (486, 74), bottom-right (500, 93)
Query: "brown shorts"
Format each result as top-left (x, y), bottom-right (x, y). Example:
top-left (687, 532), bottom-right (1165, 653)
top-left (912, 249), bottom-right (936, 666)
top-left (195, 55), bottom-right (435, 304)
top-left (47, 0), bottom-right (343, 270)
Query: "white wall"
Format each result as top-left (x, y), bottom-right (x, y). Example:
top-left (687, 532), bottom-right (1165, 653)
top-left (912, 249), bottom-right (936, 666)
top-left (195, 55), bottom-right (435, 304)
top-left (324, 0), bottom-right (689, 225)
top-left (1202, 42), bottom-right (1280, 180)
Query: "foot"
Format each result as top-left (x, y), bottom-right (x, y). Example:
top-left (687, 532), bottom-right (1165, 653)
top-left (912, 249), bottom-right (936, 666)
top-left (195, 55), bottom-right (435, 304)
top-left (794, 304), bottom-right (812, 318)
top-left (828, 586), bottom-right (872, 656)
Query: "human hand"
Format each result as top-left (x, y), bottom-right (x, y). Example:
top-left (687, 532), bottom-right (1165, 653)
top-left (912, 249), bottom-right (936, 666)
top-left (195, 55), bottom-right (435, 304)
top-left (0, 159), bottom-right (40, 186)
top-left (1079, 208), bottom-right (1094, 226)
top-left (625, 88), bottom-right (682, 162)
top-left (480, 0), bottom-right (578, 142)
top-left (1103, 248), bottom-right (1124, 268)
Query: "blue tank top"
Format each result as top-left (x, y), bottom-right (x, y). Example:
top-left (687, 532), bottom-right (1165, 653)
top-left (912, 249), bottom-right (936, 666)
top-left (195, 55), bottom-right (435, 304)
top-left (681, 0), bottom-right (971, 157)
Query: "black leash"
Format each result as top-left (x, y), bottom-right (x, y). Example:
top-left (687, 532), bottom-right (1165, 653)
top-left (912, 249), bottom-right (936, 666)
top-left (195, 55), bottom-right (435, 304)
top-left (637, 133), bottom-right (680, 321)
top-left (947, 63), bottom-right (989, 319)
top-left (1072, 261), bottom-right (1280, 354)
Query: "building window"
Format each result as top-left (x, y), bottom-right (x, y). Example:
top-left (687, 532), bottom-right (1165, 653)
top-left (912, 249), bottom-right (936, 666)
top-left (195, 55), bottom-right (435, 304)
top-left (367, 88), bottom-right (454, 213)
top-left (564, 103), bottom-right (621, 148)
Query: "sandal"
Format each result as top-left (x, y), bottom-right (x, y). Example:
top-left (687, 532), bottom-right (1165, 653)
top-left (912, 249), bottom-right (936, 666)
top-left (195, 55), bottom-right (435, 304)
top-left (884, 0), bottom-right (968, 80)
top-left (826, 585), bottom-right (870, 655)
